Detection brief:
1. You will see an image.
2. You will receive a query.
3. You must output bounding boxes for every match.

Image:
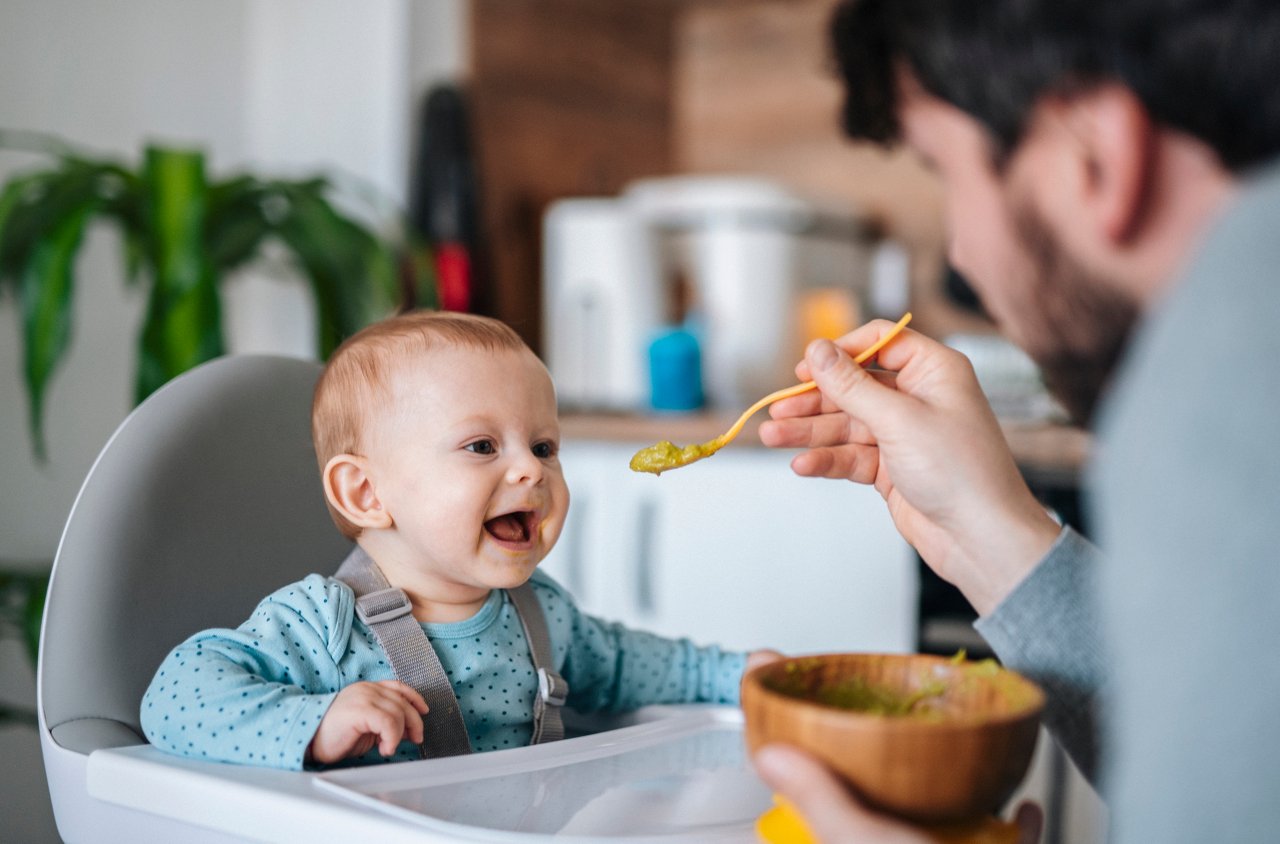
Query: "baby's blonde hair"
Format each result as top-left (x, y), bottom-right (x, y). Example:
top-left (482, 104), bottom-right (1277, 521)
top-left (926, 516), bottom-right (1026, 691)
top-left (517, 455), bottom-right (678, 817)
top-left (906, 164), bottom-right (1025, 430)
top-left (312, 310), bottom-right (529, 539)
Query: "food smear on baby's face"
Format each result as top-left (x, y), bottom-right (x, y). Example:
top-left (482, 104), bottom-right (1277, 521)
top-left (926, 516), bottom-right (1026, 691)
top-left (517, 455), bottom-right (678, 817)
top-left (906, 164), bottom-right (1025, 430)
top-left (628, 439), bottom-right (720, 475)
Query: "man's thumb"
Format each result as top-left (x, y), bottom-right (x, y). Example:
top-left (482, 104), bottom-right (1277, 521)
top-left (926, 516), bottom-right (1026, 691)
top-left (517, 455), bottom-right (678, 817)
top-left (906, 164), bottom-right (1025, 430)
top-left (806, 338), bottom-right (895, 424)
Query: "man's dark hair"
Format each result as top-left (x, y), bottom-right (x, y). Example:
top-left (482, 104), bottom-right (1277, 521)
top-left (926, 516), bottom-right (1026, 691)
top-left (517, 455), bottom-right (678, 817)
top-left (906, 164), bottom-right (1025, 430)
top-left (833, 0), bottom-right (1280, 172)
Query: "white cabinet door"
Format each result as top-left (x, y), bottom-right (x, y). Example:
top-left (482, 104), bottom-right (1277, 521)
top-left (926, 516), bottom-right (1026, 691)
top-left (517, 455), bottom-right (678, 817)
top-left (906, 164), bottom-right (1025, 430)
top-left (540, 440), bottom-right (916, 656)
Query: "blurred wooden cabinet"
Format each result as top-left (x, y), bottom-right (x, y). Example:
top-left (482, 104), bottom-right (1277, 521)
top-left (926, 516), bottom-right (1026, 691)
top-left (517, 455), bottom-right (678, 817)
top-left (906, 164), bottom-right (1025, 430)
top-left (469, 0), bottom-right (679, 353)
top-left (468, 0), bottom-right (970, 357)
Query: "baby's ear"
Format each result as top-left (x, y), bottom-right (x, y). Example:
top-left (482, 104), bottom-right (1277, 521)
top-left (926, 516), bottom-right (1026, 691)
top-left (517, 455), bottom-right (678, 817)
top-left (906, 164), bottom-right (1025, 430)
top-left (322, 454), bottom-right (393, 530)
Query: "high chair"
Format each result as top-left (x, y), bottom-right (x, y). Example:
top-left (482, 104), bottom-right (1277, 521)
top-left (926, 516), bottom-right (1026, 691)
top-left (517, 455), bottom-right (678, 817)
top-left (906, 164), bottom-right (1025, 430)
top-left (37, 355), bottom-right (768, 843)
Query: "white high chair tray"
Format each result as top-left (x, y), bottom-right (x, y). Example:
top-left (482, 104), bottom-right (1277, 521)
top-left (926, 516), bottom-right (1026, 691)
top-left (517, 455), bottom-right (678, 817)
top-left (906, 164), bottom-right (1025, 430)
top-left (316, 704), bottom-right (769, 842)
top-left (85, 704), bottom-right (772, 843)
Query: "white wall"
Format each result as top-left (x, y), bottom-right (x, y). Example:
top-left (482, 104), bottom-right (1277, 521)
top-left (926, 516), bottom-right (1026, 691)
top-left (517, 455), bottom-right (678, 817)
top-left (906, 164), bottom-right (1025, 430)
top-left (0, 0), bottom-right (469, 559)
top-left (0, 1), bottom-right (466, 839)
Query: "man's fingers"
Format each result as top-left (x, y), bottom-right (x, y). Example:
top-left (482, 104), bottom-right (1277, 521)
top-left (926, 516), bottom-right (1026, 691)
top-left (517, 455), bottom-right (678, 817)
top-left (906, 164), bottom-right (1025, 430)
top-left (754, 744), bottom-right (928, 843)
top-left (805, 339), bottom-right (908, 431)
top-left (1012, 801), bottom-right (1044, 844)
top-left (834, 320), bottom-right (920, 373)
top-left (770, 387), bottom-right (826, 419)
top-left (794, 319), bottom-right (916, 381)
top-left (791, 445), bottom-right (881, 484)
top-left (760, 413), bottom-right (876, 450)
top-left (771, 371), bottom-right (898, 420)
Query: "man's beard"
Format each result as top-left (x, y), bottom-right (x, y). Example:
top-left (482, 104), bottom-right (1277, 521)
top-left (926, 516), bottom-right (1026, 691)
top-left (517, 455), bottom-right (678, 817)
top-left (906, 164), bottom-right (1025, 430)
top-left (1010, 201), bottom-right (1140, 428)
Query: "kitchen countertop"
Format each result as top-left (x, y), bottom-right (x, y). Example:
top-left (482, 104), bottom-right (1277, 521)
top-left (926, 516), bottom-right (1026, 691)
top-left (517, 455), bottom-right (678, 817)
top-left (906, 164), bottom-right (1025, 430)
top-left (561, 412), bottom-right (1091, 487)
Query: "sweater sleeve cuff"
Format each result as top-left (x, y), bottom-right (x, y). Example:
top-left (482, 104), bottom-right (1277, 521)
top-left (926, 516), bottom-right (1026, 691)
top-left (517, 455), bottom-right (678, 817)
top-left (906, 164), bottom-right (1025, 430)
top-left (283, 691), bottom-right (339, 771)
top-left (973, 525), bottom-right (1104, 781)
top-left (975, 526), bottom-right (1101, 669)
top-left (698, 647), bottom-right (749, 705)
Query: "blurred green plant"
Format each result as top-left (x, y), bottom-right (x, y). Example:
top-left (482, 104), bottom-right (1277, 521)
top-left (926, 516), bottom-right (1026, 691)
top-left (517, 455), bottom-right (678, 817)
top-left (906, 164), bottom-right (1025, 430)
top-left (0, 129), bottom-right (437, 459)
top-left (0, 565), bottom-right (49, 727)
top-left (0, 132), bottom-right (436, 727)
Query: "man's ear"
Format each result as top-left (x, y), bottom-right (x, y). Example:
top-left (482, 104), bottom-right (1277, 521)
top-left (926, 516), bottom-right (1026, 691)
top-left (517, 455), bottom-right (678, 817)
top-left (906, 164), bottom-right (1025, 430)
top-left (322, 454), bottom-right (394, 530)
top-left (1065, 85), bottom-right (1155, 244)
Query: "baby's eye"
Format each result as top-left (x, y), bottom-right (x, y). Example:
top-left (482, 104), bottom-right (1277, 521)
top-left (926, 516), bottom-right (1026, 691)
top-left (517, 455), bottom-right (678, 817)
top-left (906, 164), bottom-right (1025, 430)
top-left (532, 441), bottom-right (558, 459)
top-left (465, 439), bottom-right (496, 455)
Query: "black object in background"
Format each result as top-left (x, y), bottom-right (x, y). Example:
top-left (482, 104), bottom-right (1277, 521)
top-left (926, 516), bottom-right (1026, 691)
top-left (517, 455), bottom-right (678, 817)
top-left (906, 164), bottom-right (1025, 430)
top-left (409, 84), bottom-right (490, 315)
top-left (943, 264), bottom-right (986, 316)
top-left (916, 482), bottom-right (1088, 658)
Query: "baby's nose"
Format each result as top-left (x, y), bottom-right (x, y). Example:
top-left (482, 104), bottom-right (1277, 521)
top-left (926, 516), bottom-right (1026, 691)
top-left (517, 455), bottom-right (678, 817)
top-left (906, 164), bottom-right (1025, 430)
top-left (505, 448), bottom-right (544, 484)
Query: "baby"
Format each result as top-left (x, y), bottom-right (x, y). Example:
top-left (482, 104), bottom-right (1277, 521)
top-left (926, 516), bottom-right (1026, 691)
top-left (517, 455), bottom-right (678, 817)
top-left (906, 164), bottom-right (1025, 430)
top-left (141, 310), bottom-right (777, 769)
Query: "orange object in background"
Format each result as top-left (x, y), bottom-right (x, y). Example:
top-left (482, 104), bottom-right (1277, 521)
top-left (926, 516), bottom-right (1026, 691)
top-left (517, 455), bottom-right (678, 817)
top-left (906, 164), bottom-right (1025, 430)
top-left (795, 287), bottom-right (861, 359)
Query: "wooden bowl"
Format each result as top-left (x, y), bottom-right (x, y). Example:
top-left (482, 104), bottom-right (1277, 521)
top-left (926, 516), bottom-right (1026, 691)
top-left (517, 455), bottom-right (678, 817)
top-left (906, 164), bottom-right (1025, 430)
top-left (742, 653), bottom-right (1045, 824)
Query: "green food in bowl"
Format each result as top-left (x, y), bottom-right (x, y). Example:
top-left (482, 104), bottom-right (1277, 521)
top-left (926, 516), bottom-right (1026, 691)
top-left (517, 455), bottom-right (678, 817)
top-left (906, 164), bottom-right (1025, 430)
top-left (762, 652), bottom-right (1035, 719)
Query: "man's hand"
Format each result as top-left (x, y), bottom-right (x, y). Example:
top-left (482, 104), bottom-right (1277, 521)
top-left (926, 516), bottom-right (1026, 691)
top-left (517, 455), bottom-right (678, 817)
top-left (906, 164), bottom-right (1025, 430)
top-left (743, 649), bottom-right (786, 695)
top-left (754, 744), bottom-right (1042, 844)
top-left (759, 321), bottom-right (1060, 615)
top-left (307, 680), bottom-right (429, 765)
top-left (747, 649), bottom-right (786, 673)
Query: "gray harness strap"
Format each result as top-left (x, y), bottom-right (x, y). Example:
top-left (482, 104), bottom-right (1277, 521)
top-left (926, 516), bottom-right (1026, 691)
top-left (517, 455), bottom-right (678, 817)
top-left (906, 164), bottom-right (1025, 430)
top-left (335, 547), bottom-right (472, 758)
top-left (507, 581), bottom-right (569, 744)
top-left (334, 547), bottom-right (568, 757)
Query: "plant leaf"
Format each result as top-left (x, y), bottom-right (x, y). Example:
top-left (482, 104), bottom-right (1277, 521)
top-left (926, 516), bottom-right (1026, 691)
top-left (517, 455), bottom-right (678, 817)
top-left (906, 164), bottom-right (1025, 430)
top-left (0, 174), bottom-right (42, 300)
top-left (205, 175), bottom-right (271, 273)
top-left (96, 165), bottom-right (148, 286)
top-left (20, 570), bottom-right (49, 665)
top-left (136, 146), bottom-right (223, 403)
top-left (20, 200), bottom-right (97, 459)
top-left (0, 566), bottom-right (50, 671)
top-left (273, 184), bottom-right (395, 357)
top-left (0, 163), bottom-right (102, 293)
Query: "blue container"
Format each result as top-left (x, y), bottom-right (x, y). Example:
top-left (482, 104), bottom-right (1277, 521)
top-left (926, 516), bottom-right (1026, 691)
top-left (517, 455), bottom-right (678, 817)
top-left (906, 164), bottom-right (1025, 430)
top-left (647, 326), bottom-right (703, 412)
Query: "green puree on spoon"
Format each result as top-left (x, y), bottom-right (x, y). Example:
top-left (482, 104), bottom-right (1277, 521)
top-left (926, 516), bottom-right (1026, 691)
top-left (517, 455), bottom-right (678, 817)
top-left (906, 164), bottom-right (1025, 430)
top-left (629, 313), bottom-right (912, 475)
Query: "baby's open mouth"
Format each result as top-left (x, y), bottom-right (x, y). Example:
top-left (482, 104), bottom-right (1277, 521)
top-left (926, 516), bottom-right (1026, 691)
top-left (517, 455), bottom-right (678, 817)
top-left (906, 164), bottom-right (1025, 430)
top-left (484, 510), bottom-right (536, 545)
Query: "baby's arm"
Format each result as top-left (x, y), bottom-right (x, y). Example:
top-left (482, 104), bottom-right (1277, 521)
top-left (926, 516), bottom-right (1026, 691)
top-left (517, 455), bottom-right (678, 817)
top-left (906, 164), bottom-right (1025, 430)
top-left (528, 572), bottom-right (783, 711)
top-left (306, 680), bottom-right (428, 765)
top-left (562, 606), bottom-right (763, 710)
top-left (140, 575), bottom-right (352, 769)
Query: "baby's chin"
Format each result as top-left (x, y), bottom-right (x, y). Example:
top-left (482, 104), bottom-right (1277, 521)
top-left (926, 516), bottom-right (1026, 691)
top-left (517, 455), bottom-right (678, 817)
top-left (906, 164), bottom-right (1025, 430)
top-left (474, 550), bottom-right (546, 589)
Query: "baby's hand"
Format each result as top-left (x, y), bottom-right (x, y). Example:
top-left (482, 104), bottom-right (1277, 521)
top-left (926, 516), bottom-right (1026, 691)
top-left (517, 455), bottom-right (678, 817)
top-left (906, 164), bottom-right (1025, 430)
top-left (307, 680), bottom-right (429, 765)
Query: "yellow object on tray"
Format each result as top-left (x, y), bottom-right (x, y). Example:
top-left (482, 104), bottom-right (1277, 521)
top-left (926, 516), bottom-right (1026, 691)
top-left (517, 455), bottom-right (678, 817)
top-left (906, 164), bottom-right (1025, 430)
top-left (755, 797), bottom-right (1021, 844)
top-left (756, 797), bottom-right (816, 844)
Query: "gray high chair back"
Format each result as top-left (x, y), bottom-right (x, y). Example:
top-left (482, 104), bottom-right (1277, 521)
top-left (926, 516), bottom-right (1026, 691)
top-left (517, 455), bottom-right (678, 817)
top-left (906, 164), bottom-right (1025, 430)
top-left (38, 354), bottom-right (351, 842)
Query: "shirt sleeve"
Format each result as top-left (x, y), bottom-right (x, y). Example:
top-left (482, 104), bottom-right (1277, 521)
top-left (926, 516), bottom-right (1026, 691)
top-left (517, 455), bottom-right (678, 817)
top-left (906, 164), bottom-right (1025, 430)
top-left (973, 526), bottom-right (1105, 782)
top-left (533, 578), bottom-right (747, 711)
top-left (139, 574), bottom-right (353, 770)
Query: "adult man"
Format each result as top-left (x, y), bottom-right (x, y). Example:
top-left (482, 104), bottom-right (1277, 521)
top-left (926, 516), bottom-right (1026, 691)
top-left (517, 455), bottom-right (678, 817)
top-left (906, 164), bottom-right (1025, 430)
top-left (752, 0), bottom-right (1280, 841)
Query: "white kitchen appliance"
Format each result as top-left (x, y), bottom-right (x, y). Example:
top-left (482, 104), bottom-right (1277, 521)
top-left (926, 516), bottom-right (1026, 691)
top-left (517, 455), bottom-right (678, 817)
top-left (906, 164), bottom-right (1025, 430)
top-left (543, 176), bottom-right (876, 411)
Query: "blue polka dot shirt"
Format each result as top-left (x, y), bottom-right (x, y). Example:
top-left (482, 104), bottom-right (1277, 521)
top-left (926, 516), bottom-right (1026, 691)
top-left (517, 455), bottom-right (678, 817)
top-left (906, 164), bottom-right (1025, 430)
top-left (140, 569), bottom-right (746, 770)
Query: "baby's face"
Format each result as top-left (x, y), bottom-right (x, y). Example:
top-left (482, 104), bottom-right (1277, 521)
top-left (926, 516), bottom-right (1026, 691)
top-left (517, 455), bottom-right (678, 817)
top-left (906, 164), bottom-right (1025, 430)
top-left (362, 344), bottom-right (569, 593)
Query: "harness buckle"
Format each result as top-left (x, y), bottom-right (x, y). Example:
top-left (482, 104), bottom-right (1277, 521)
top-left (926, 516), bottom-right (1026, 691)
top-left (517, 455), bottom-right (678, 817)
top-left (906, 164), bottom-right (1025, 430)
top-left (537, 667), bottom-right (569, 707)
top-left (355, 587), bottom-right (414, 625)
